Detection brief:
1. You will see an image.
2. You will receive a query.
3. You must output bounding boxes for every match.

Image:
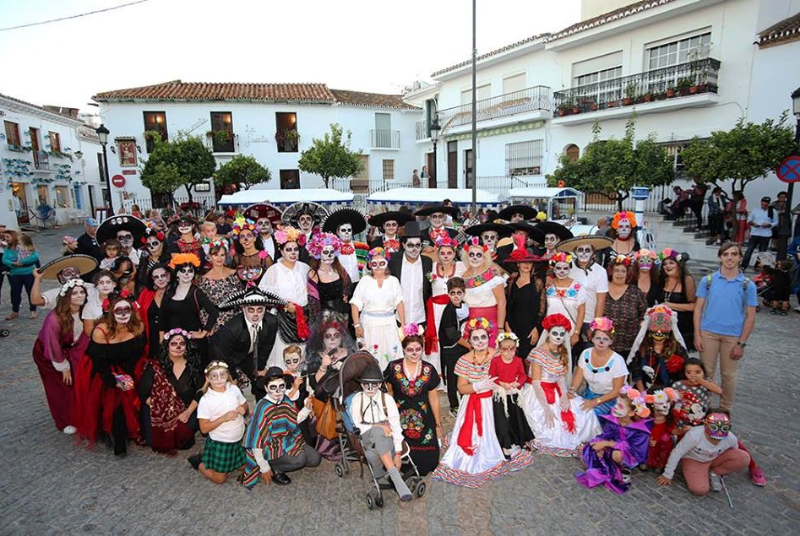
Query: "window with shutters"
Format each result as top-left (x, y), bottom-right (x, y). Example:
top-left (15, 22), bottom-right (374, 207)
top-left (505, 140), bottom-right (543, 176)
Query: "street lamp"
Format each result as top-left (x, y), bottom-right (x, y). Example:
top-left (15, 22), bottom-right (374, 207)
top-left (96, 124), bottom-right (113, 216)
top-left (429, 118), bottom-right (441, 188)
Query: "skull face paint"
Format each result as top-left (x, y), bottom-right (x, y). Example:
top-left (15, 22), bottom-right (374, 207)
top-left (544, 233), bottom-right (559, 250)
top-left (481, 231), bottom-right (499, 249)
top-left (575, 245), bottom-right (594, 265)
top-left (113, 301), bottom-right (133, 325)
top-left (469, 329), bottom-right (490, 351)
top-left (337, 224), bottom-right (353, 242)
top-left (548, 327), bottom-right (567, 346)
top-left (616, 219), bottom-right (632, 240)
top-left (257, 218), bottom-right (272, 236)
top-left (553, 262), bottom-right (571, 279)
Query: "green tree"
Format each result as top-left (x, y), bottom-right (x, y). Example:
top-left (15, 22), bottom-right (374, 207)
top-left (214, 154), bottom-right (271, 196)
top-left (547, 118), bottom-right (674, 211)
top-left (297, 123), bottom-right (363, 188)
top-left (140, 133), bottom-right (216, 204)
top-left (681, 113), bottom-right (797, 195)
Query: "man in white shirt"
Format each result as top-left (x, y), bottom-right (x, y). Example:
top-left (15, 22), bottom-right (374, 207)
top-left (742, 196), bottom-right (779, 270)
top-left (388, 222), bottom-right (432, 327)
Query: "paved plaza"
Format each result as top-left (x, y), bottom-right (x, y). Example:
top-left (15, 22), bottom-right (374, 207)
top-left (0, 225), bottom-right (798, 536)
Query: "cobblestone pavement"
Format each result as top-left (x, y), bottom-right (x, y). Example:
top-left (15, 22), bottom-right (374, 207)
top-left (1, 226), bottom-right (798, 536)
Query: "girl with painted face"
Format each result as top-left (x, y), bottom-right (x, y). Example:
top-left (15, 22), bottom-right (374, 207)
top-left (73, 292), bottom-right (147, 456)
top-left (488, 332), bottom-right (535, 457)
top-left (432, 318), bottom-right (534, 487)
top-left (137, 264), bottom-right (170, 358)
top-left (569, 317), bottom-right (629, 417)
top-left (33, 279), bottom-right (91, 434)
top-left (656, 248), bottom-right (697, 352)
top-left (199, 243), bottom-right (244, 334)
top-left (461, 239), bottom-right (506, 347)
top-left (168, 215), bottom-right (207, 268)
top-left (160, 254), bottom-right (219, 364)
top-left (189, 361), bottom-right (248, 484)
top-left (383, 325), bottom-right (442, 475)
top-left (307, 232), bottom-right (352, 325)
top-left (521, 313), bottom-right (601, 456)
top-left (232, 218), bottom-right (271, 279)
top-left (632, 249), bottom-right (660, 306)
top-left (544, 252), bottom-right (586, 348)
top-left (81, 270), bottom-right (118, 331)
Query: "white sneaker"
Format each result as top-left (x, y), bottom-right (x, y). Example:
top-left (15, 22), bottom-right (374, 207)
top-left (63, 425), bottom-right (77, 435)
top-left (709, 472), bottom-right (722, 492)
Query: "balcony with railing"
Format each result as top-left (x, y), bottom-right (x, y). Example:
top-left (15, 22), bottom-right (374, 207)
top-left (437, 86), bottom-right (551, 133)
top-left (370, 129), bottom-right (401, 150)
top-left (553, 58), bottom-right (721, 125)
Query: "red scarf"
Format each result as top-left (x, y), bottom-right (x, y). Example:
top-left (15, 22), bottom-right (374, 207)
top-left (540, 382), bottom-right (575, 434)
top-left (149, 363), bottom-right (195, 454)
top-left (457, 390), bottom-right (492, 455)
top-left (424, 295), bottom-right (452, 353)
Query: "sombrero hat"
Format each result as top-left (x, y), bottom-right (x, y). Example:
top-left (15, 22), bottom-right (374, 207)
top-left (536, 221), bottom-right (574, 241)
top-left (243, 203), bottom-right (282, 225)
top-left (322, 207), bottom-right (367, 235)
top-left (368, 211), bottom-right (415, 229)
top-left (556, 235), bottom-right (614, 252)
top-left (38, 254), bottom-right (98, 280)
top-left (414, 205), bottom-right (459, 217)
top-left (464, 222), bottom-right (514, 238)
top-left (96, 215), bottom-right (147, 245)
top-left (218, 288), bottom-right (285, 311)
top-left (498, 204), bottom-right (537, 221)
top-left (507, 222), bottom-right (545, 243)
top-left (281, 201), bottom-right (329, 227)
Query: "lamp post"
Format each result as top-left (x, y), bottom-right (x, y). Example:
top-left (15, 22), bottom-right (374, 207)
top-left (789, 87), bottom-right (800, 239)
top-left (429, 118), bottom-right (441, 188)
top-left (95, 124), bottom-right (113, 216)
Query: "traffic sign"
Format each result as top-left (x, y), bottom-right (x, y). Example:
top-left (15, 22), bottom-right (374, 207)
top-left (111, 174), bottom-right (126, 188)
top-left (777, 155), bottom-right (800, 183)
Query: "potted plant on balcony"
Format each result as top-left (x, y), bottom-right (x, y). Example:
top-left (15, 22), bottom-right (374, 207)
top-left (623, 83), bottom-right (637, 106)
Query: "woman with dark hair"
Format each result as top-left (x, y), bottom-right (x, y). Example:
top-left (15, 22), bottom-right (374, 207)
top-left (74, 291), bottom-right (146, 456)
top-left (306, 232), bottom-right (352, 325)
top-left (159, 254), bottom-right (218, 364)
top-left (138, 329), bottom-right (203, 453)
top-left (32, 279), bottom-right (90, 434)
top-left (633, 249), bottom-right (660, 306)
top-left (168, 214), bottom-right (206, 267)
top-left (137, 227), bottom-right (170, 292)
top-left (231, 218), bottom-right (272, 279)
top-left (655, 249), bottom-right (696, 351)
top-left (199, 242), bottom-right (243, 332)
top-left (138, 263), bottom-right (170, 358)
top-left (603, 257), bottom-right (647, 359)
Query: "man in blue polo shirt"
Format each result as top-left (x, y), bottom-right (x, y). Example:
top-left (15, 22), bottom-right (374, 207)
top-left (694, 242), bottom-right (757, 413)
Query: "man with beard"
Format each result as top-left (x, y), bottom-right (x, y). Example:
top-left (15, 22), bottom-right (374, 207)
top-left (388, 222), bottom-right (432, 328)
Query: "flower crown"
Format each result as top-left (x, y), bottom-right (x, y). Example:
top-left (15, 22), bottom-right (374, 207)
top-left (163, 328), bottom-right (191, 341)
top-left (169, 253), bottom-right (201, 269)
top-left (613, 254), bottom-right (632, 267)
top-left (620, 385), bottom-right (651, 418)
top-left (496, 332), bottom-right (520, 345)
top-left (645, 387), bottom-right (679, 406)
top-left (59, 278), bottom-right (86, 297)
top-left (658, 248), bottom-right (683, 263)
top-left (232, 217), bottom-right (257, 238)
top-left (401, 323), bottom-right (425, 338)
top-left (589, 317), bottom-right (615, 336)
top-left (549, 251), bottom-right (573, 265)
top-left (102, 289), bottom-right (138, 313)
top-left (204, 360), bottom-right (229, 375)
top-left (611, 211), bottom-right (637, 229)
top-left (307, 232), bottom-right (342, 259)
top-left (367, 247), bottom-right (390, 262)
top-left (275, 226), bottom-right (306, 246)
top-left (435, 235), bottom-right (459, 249)
top-left (462, 236), bottom-right (489, 252)
top-left (463, 317), bottom-right (493, 339)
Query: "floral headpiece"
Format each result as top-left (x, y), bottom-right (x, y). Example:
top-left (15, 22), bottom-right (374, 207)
top-left (204, 360), bottom-right (229, 375)
top-left (274, 226), bottom-right (306, 247)
top-left (463, 317), bottom-right (493, 339)
top-left (169, 253), bottom-right (201, 269)
top-left (645, 387), bottom-right (679, 406)
top-left (589, 316), bottom-right (615, 336)
top-left (232, 217), bottom-right (257, 239)
top-left (435, 235), bottom-right (460, 249)
top-left (634, 248), bottom-right (657, 262)
top-left (102, 289), bottom-right (138, 313)
top-left (620, 385), bottom-right (651, 418)
top-left (462, 236), bottom-right (489, 252)
top-left (163, 328), bottom-right (192, 341)
top-left (496, 332), bottom-right (520, 346)
top-left (401, 323), bottom-right (424, 338)
top-left (549, 251), bottom-right (573, 265)
top-left (541, 313), bottom-right (572, 333)
top-left (367, 247), bottom-right (390, 262)
top-left (658, 248), bottom-right (683, 263)
top-left (307, 232), bottom-right (342, 259)
top-left (613, 254), bottom-right (632, 267)
top-left (611, 211), bottom-right (637, 229)
top-left (59, 278), bottom-right (86, 297)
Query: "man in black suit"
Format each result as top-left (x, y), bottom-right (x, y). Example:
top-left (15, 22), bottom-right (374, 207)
top-left (388, 221), bottom-right (432, 329)
top-left (213, 289), bottom-right (280, 401)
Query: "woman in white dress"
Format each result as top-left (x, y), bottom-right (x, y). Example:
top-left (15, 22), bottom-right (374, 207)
top-left (522, 313), bottom-right (601, 457)
top-left (259, 227), bottom-right (311, 368)
top-left (544, 252), bottom-right (586, 348)
top-left (461, 238), bottom-right (506, 347)
top-left (431, 318), bottom-right (533, 488)
top-left (423, 235), bottom-right (465, 375)
top-left (350, 247), bottom-right (405, 369)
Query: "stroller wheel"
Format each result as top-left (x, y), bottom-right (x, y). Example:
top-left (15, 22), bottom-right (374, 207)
top-left (335, 464), bottom-right (344, 478)
top-left (366, 492), bottom-right (375, 510)
top-left (415, 481), bottom-right (426, 498)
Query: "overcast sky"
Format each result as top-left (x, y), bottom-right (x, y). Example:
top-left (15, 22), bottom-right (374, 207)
top-left (0, 0), bottom-right (580, 112)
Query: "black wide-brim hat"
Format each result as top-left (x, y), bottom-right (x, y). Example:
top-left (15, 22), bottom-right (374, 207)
top-left (508, 222), bottom-right (545, 243)
top-left (38, 254), bottom-right (98, 280)
top-left (322, 207), bottom-right (368, 235)
top-left (368, 211), bottom-right (415, 229)
top-left (96, 215), bottom-right (147, 245)
top-left (281, 201), bottom-right (329, 226)
top-left (243, 203), bottom-right (282, 225)
top-left (218, 288), bottom-right (286, 311)
top-left (536, 221), bottom-right (574, 241)
top-left (464, 222), bottom-right (514, 238)
top-left (414, 205), bottom-right (459, 217)
top-left (499, 204), bottom-right (537, 221)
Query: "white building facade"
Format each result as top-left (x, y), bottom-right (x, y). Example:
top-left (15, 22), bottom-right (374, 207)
top-left (93, 82), bottom-right (424, 213)
top-left (1, 94), bottom-right (107, 231)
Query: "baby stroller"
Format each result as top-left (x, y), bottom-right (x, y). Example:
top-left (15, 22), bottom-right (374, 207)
top-left (316, 351), bottom-right (426, 509)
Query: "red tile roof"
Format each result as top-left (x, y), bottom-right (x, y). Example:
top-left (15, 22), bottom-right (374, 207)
top-left (757, 11), bottom-right (800, 48)
top-left (93, 80), bottom-right (336, 103)
top-left (431, 0), bottom-right (678, 77)
top-left (330, 89), bottom-right (420, 110)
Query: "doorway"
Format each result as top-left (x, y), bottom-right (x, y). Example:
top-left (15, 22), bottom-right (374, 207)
top-left (447, 141), bottom-right (458, 189)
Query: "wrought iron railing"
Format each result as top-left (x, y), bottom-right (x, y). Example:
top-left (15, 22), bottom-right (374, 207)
top-left (436, 86), bottom-right (551, 131)
top-left (553, 58), bottom-right (721, 116)
top-left (370, 129), bottom-right (401, 149)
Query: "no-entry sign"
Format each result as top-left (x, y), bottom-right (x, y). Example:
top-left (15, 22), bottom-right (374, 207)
top-left (111, 174), bottom-right (126, 188)
top-left (777, 155), bottom-right (800, 183)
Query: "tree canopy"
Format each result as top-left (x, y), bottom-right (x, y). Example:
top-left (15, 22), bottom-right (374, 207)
top-left (547, 118), bottom-right (674, 211)
top-left (140, 133), bottom-right (216, 203)
top-left (213, 154), bottom-right (271, 196)
top-left (297, 123), bottom-right (363, 188)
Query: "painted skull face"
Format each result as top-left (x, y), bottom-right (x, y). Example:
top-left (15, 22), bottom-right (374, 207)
top-left (116, 231), bottom-right (134, 248)
top-left (638, 257), bottom-right (653, 270)
top-left (70, 286), bottom-right (87, 307)
top-left (467, 246), bottom-right (484, 268)
top-left (257, 218), bottom-right (272, 235)
top-left (481, 231), bottom-right (498, 249)
top-left (575, 245), bottom-right (594, 264)
top-left (297, 214), bottom-right (314, 233)
top-left (282, 242), bottom-right (300, 262)
top-left (469, 329), bottom-right (490, 351)
top-left (324, 327), bottom-right (341, 351)
top-left (544, 233), bottom-right (559, 250)
top-left (321, 245), bottom-right (336, 263)
top-left (616, 219), bottom-right (632, 239)
top-left (553, 262), bottom-right (571, 279)
top-left (337, 224), bottom-right (353, 242)
top-left (177, 265), bottom-right (195, 284)
top-left (113, 301), bottom-right (133, 325)
top-left (97, 276), bottom-right (116, 295)
top-left (404, 342), bottom-right (423, 362)
top-left (548, 327), bottom-right (567, 346)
